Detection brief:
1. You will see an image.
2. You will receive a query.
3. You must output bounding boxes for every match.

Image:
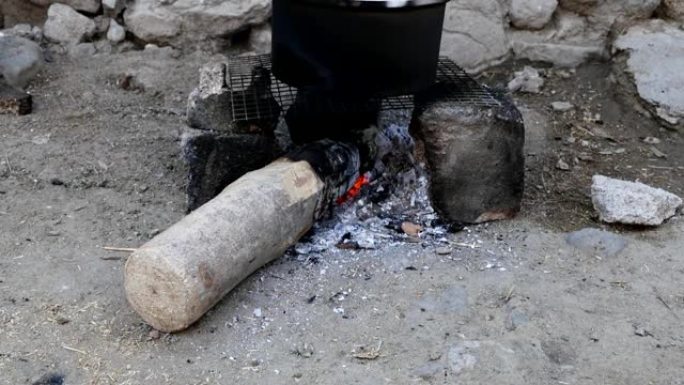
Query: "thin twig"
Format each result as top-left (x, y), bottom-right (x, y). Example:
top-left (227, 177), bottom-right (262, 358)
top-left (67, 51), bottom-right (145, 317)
top-left (62, 344), bottom-right (87, 355)
top-left (102, 246), bottom-right (137, 252)
top-left (654, 288), bottom-right (680, 320)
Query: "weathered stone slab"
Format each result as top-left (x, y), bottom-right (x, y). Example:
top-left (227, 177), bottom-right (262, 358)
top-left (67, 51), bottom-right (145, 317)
top-left (181, 129), bottom-right (282, 211)
top-left (411, 90), bottom-right (525, 224)
top-left (592, 175), bottom-right (682, 226)
top-left (613, 20), bottom-right (684, 130)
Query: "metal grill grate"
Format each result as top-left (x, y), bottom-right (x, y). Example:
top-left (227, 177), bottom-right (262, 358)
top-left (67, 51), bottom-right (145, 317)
top-left (227, 55), bottom-right (501, 123)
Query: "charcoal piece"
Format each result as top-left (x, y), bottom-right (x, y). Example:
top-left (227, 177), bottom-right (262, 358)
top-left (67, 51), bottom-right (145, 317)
top-left (411, 89), bottom-right (525, 224)
top-left (182, 130), bottom-right (282, 211)
top-left (0, 82), bottom-right (32, 115)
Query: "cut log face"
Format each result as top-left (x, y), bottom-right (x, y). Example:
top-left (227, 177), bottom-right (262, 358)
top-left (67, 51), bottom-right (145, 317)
top-left (125, 159), bottom-right (325, 332)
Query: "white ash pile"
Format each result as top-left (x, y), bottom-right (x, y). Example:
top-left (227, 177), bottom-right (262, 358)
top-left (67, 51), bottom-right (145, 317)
top-left (290, 109), bottom-right (454, 256)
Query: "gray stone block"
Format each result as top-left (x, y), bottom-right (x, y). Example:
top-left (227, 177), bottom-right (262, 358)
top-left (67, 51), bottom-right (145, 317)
top-left (181, 129), bottom-right (281, 211)
top-left (412, 92), bottom-right (525, 224)
top-left (186, 62), bottom-right (280, 136)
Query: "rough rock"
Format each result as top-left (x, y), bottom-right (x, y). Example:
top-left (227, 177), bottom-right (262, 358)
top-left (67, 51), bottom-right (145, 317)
top-left (31, 0), bottom-right (101, 14)
top-left (509, 10), bottom-right (608, 67)
top-left (440, 0), bottom-right (509, 73)
top-left (565, 228), bottom-right (628, 257)
top-left (559, 0), bottom-right (660, 18)
top-left (551, 101), bottom-right (574, 111)
top-left (93, 15), bottom-right (110, 35)
top-left (2, 24), bottom-right (43, 42)
top-left (0, 34), bottom-right (43, 89)
top-left (249, 23), bottom-right (271, 54)
top-left (613, 20), bottom-right (684, 129)
top-left (508, 66), bottom-right (544, 93)
top-left (662, 0), bottom-right (684, 21)
top-left (181, 129), bottom-right (281, 211)
top-left (187, 62), bottom-right (280, 136)
top-left (591, 175), bottom-right (682, 226)
top-left (124, 0), bottom-right (271, 47)
top-left (107, 19), bottom-right (125, 44)
top-left (412, 90), bottom-right (525, 224)
top-left (43, 3), bottom-right (96, 45)
top-left (187, 63), bottom-right (233, 132)
top-left (510, 0), bottom-right (558, 30)
top-left (68, 42), bottom-right (96, 58)
top-left (102, 0), bottom-right (125, 17)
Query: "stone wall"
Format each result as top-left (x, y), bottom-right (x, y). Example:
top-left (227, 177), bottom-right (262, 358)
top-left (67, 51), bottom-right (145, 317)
top-left (2, 0), bottom-right (683, 72)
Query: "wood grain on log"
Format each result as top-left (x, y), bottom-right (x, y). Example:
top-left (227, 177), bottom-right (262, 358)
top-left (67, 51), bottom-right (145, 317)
top-left (125, 159), bottom-right (324, 332)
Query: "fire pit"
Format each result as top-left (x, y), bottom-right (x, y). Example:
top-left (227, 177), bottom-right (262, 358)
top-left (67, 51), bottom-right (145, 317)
top-left (126, 46), bottom-right (525, 333)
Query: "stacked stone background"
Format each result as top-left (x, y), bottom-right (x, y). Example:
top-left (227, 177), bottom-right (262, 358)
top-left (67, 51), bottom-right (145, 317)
top-left (0, 0), bottom-right (682, 71)
top-left (2, 0), bottom-right (684, 127)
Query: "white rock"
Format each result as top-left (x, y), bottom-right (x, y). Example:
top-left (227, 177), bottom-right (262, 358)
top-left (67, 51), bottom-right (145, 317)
top-left (662, 0), bottom-right (684, 21)
top-left (440, 0), bottom-right (509, 73)
top-left (107, 19), bottom-right (125, 44)
top-left (43, 3), bottom-right (97, 45)
top-left (102, 0), bottom-right (125, 17)
top-left (510, 0), bottom-right (558, 30)
top-left (68, 42), bottom-right (96, 58)
top-left (31, 0), bottom-right (102, 13)
top-left (592, 175), bottom-right (683, 226)
top-left (249, 23), bottom-right (271, 54)
top-left (613, 20), bottom-right (684, 129)
top-left (0, 34), bottom-right (43, 89)
top-left (508, 66), bottom-right (544, 93)
top-left (551, 101), bottom-right (574, 111)
top-left (124, 0), bottom-right (271, 46)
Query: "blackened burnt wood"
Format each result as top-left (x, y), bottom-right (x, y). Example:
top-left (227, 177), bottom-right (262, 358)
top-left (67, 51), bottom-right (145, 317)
top-left (0, 83), bottom-right (32, 115)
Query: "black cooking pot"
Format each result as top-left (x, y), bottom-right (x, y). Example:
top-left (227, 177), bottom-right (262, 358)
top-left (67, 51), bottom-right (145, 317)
top-left (272, 0), bottom-right (450, 97)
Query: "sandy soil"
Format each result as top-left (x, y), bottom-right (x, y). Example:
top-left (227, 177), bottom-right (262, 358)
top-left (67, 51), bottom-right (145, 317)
top-left (1, 49), bottom-right (683, 385)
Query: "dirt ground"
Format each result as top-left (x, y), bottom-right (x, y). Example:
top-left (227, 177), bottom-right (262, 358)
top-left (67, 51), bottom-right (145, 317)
top-left (1, 49), bottom-right (683, 385)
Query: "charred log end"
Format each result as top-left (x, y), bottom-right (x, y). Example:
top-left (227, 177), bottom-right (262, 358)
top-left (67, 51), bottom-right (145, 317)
top-left (285, 140), bottom-right (361, 219)
top-left (412, 88), bottom-right (525, 224)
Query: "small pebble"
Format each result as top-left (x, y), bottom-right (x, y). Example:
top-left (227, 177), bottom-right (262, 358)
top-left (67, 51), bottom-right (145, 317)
top-left (551, 101), bottom-right (574, 112)
top-left (556, 159), bottom-right (571, 171)
top-left (436, 247), bottom-right (452, 255)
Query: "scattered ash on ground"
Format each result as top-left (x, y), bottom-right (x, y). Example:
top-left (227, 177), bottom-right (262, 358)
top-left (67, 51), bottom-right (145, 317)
top-left (289, 108), bottom-right (455, 256)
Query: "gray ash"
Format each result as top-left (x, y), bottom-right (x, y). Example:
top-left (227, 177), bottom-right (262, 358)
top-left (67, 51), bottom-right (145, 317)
top-left (288, 108), bottom-right (454, 257)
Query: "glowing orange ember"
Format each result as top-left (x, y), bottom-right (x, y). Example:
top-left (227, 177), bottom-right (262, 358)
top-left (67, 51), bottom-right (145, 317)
top-left (337, 174), bottom-right (371, 205)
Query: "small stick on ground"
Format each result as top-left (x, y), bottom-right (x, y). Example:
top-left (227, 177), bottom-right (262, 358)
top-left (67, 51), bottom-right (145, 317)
top-left (654, 288), bottom-right (680, 320)
top-left (62, 344), bottom-right (87, 355)
top-left (102, 246), bottom-right (137, 252)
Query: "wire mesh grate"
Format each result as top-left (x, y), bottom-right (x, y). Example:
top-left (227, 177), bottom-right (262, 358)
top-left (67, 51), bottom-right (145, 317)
top-left (227, 55), bottom-right (501, 123)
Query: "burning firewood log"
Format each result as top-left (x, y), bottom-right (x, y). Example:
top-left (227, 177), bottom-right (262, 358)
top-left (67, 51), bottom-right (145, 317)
top-left (125, 141), bottom-right (359, 332)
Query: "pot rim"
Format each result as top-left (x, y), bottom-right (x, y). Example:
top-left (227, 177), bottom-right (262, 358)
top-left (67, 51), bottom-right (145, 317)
top-left (290, 0), bottom-right (450, 9)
